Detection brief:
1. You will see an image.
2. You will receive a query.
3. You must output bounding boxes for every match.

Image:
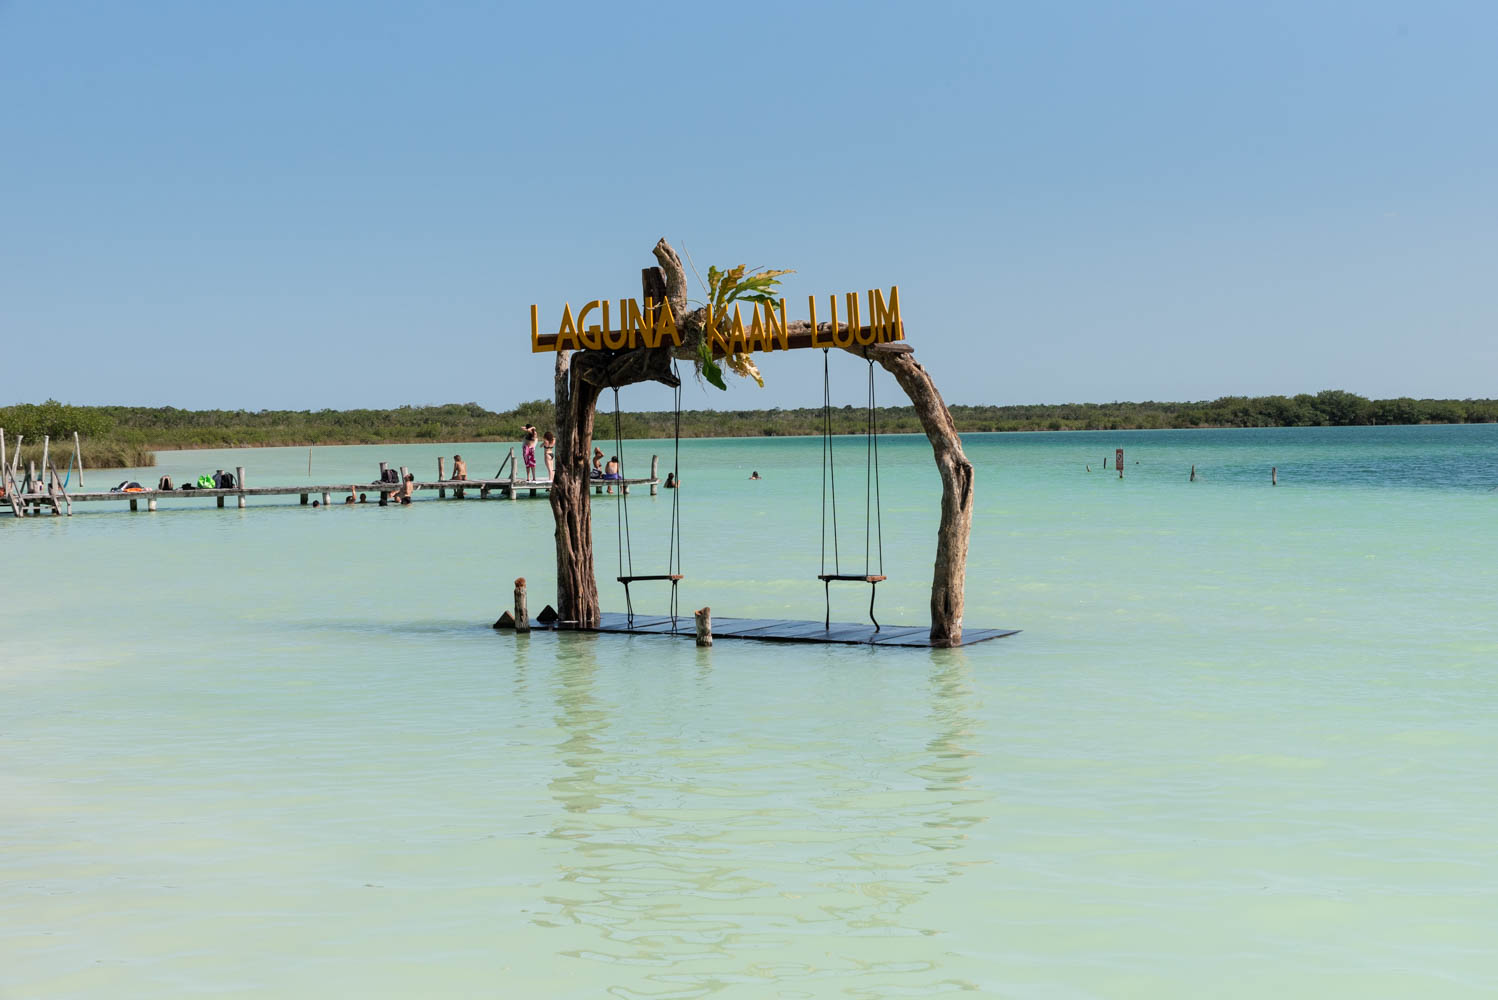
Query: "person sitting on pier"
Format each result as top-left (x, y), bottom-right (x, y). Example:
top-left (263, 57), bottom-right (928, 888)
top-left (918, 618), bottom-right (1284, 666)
top-left (603, 455), bottom-right (622, 494)
top-left (452, 454), bottom-right (467, 480)
top-left (397, 473), bottom-right (417, 504)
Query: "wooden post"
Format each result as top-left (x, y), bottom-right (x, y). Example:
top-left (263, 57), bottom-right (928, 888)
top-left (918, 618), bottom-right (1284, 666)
top-left (41, 437), bottom-right (49, 480)
top-left (129, 497), bottom-right (138, 511)
top-left (650, 454), bottom-right (659, 495)
top-left (300, 493), bottom-right (309, 505)
top-left (1190, 464), bottom-right (1196, 482)
top-left (695, 606), bottom-right (712, 647)
top-left (1, 429), bottom-right (7, 485)
top-left (148, 496), bottom-right (157, 511)
top-left (514, 577), bottom-right (530, 632)
top-left (399, 467), bottom-right (408, 501)
top-left (308, 448), bottom-right (312, 475)
top-left (236, 466), bottom-right (246, 507)
top-left (1116, 448), bottom-right (1124, 479)
top-left (866, 344), bottom-right (974, 647)
top-left (75, 431), bottom-right (84, 487)
top-left (379, 461), bottom-right (389, 483)
top-left (437, 456), bottom-right (445, 498)
top-left (322, 492), bottom-right (331, 506)
top-left (1272, 466), bottom-right (1278, 486)
top-left (217, 495), bottom-right (225, 508)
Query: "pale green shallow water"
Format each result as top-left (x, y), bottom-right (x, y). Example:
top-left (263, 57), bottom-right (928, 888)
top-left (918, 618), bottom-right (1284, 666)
top-left (3, 426), bottom-right (1497, 998)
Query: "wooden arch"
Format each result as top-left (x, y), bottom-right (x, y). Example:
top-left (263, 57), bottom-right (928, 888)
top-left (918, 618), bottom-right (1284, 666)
top-left (548, 240), bottom-right (974, 646)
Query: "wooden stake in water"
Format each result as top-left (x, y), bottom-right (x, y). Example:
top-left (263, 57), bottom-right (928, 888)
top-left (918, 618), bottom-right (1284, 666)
top-left (695, 606), bottom-right (713, 647)
top-left (514, 577), bottom-right (530, 633)
top-left (75, 431), bottom-right (84, 487)
top-left (1272, 466), bottom-right (1278, 487)
top-left (1190, 464), bottom-right (1196, 482)
top-left (308, 449), bottom-right (312, 475)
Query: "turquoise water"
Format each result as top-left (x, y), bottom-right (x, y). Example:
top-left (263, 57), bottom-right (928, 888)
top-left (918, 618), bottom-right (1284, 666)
top-left (4, 426), bottom-right (1497, 998)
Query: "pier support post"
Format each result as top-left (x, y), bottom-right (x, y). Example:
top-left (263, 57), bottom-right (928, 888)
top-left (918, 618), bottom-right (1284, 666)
top-left (322, 493), bottom-right (331, 506)
top-left (148, 496), bottom-right (157, 511)
top-left (650, 455), bottom-right (659, 495)
top-left (514, 577), bottom-right (530, 633)
top-left (129, 498), bottom-right (138, 511)
top-left (438, 456), bottom-right (446, 498)
top-left (217, 495), bottom-right (225, 507)
top-left (695, 606), bottom-right (712, 647)
top-left (300, 493), bottom-right (308, 505)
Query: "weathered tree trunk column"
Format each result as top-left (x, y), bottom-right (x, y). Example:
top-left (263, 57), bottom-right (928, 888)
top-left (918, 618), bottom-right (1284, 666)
top-left (867, 347), bottom-right (973, 647)
top-left (550, 350), bottom-right (604, 626)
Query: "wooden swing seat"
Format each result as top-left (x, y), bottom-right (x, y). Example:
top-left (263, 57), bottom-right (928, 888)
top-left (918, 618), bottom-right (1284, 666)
top-left (818, 574), bottom-right (886, 583)
top-left (617, 574), bottom-right (684, 583)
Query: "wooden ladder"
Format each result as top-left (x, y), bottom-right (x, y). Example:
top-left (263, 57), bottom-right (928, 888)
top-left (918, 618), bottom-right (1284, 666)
top-left (1, 467), bottom-right (22, 518)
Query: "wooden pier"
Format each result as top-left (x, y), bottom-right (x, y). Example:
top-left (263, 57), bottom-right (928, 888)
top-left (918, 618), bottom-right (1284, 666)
top-left (2, 454), bottom-right (662, 518)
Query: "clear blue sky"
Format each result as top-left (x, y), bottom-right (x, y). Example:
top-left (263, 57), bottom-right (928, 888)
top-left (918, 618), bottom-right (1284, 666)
top-left (3, 0), bottom-right (1494, 414)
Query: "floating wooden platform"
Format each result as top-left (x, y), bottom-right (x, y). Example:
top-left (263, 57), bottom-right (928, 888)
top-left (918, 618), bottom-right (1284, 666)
top-left (543, 612), bottom-right (1018, 648)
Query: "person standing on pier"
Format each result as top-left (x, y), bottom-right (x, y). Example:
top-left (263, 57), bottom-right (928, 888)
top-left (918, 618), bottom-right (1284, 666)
top-left (521, 425), bottom-right (538, 481)
top-left (542, 431), bottom-right (555, 481)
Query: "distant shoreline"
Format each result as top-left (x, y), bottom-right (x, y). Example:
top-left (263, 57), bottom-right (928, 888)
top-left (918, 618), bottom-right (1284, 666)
top-left (4, 393), bottom-right (1495, 468)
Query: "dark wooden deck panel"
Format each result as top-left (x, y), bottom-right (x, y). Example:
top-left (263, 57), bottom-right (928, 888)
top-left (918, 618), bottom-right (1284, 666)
top-left (549, 612), bottom-right (1018, 647)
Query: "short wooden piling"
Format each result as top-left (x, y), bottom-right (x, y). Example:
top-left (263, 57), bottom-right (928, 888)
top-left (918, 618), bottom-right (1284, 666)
top-left (129, 498), bottom-right (138, 511)
top-left (514, 577), bottom-right (530, 633)
top-left (1272, 466), bottom-right (1277, 486)
top-left (695, 607), bottom-right (712, 647)
top-left (650, 455), bottom-right (659, 495)
top-left (217, 495), bottom-right (225, 508)
top-left (321, 492), bottom-right (331, 506)
top-left (1190, 464), bottom-right (1196, 482)
top-left (76, 432), bottom-right (85, 487)
top-left (300, 493), bottom-right (309, 505)
top-left (148, 496), bottom-right (157, 511)
top-left (237, 466), bottom-right (246, 507)
top-left (437, 456), bottom-right (446, 499)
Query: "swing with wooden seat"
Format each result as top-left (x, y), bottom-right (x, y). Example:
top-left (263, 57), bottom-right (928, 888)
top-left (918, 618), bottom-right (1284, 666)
top-left (611, 366), bottom-right (684, 626)
top-left (818, 348), bottom-right (886, 630)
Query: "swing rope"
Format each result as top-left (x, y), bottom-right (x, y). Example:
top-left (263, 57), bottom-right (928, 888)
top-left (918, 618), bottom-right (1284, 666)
top-left (818, 351), bottom-right (887, 631)
top-left (820, 349), bottom-right (840, 575)
top-left (613, 371), bottom-right (683, 628)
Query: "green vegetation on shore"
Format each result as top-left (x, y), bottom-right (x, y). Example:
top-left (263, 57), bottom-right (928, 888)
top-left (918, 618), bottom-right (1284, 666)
top-left (3, 392), bottom-right (1495, 469)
